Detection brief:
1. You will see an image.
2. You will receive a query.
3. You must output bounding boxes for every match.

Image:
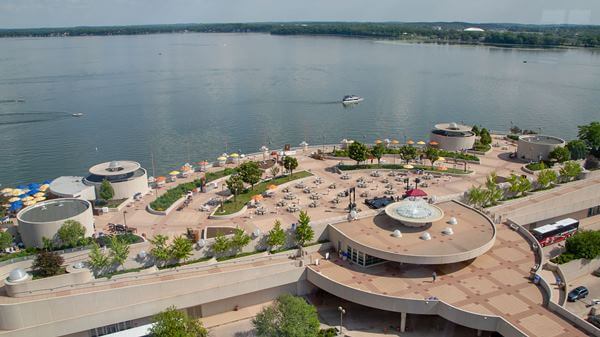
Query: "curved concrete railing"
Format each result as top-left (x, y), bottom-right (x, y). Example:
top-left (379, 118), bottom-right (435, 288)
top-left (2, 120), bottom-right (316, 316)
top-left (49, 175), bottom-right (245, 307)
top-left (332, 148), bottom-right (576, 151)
top-left (328, 200), bottom-right (496, 265)
top-left (146, 195), bottom-right (187, 215)
top-left (306, 268), bottom-right (527, 337)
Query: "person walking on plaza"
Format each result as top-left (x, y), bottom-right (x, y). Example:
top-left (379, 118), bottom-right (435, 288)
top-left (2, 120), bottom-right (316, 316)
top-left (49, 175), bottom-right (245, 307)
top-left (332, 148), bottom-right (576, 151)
top-left (432, 271), bottom-right (437, 283)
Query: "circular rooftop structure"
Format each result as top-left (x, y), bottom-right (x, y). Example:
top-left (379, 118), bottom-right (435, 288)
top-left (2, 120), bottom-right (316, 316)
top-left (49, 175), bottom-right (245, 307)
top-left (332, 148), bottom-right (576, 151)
top-left (331, 201), bottom-right (496, 265)
top-left (385, 200), bottom-right (444, 227)
top-left (430, 123), bottom-right (476, 151)
top-left (89, 160), bottom-right (141, 176)
top-left (16, 198), bottom-right (94, 248)
top-left (517, 135), bottom-right (566, 162)
top-left (7, 268), bottom-right (28, 283)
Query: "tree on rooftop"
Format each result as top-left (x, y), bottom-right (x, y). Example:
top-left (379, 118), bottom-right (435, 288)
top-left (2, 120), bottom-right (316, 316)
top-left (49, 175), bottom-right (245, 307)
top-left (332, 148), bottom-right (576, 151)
top-left (578, 121), bottom-right (600, 157)
top-left (32, 250), bottom-right (64, 278)
top-left (238, 161), bottom-right (263, 190)
top-left (471, 125), bottom-right (481, 136)
top-left (149, 234), bottom-right (171, 267)
top-left (295, 211), bottom-right (314, 247)
top-left (479, 128), bottom-right (492, 146)
top-left (536, 169), bottom-right (558, 189)
top-left (466, 185), bottom-right (486, 209)
top-left (370, 143), bottom-right (386, 165)
top-left (424, 147), bottom-right (440, 169)
top-left (230, 227), bottom-right (251, 253)
top-left (87, 242), bottom-right (110, 276)
top-left (57, 220), bottom-right (86, 248)
top-left (108, 235), bottom-right (130, 270)
top-left (566, 140), bottom-right (588, 161)
top-left (267, 220), bottom-right (286, 251)
top-left (483, 172), bottom-right (503, 206)
top-left (225, 174), bottom-right (244, 205)
top-left (99, 179), bottom-right (114, 201)
top-left (283, 156), bottom-right (299, 179)
top-left (348, 141), bottom-right (369, 166)
top-left (170, 235), bottom-right (193, 262)
top-left (253, 294), bottom-right (320, 337)
top-left (211, 232), bottom-right (231, 256)
top-left (549, 146), bottom-right (571, 163)
top-left (507, 174), bottom-right (531, 197)
top-left (399, 145), bottom-right (418, 164)
top-left (559, 161), bottom-right (582, 182)
top-left (149, 306), bottom-right (208, 337)
top-left (0, 231), bottom-right (13, 251)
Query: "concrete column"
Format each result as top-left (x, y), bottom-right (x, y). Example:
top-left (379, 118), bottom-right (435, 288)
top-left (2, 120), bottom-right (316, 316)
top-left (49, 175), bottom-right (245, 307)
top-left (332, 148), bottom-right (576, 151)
top-left (400, 312), bottom-right (406, 332)
top-left (477, 329), bottom-right (482, 337)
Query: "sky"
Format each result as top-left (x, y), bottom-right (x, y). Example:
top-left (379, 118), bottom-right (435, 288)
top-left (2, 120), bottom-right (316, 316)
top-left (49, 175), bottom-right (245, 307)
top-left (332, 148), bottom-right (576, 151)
top-left (1, 0), bottom-right (600, 29)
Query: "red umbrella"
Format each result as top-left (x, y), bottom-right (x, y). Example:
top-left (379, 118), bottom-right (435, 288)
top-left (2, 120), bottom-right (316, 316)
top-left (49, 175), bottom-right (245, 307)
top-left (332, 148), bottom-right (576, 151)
top-left (405, 188), bottom-right (427, 197)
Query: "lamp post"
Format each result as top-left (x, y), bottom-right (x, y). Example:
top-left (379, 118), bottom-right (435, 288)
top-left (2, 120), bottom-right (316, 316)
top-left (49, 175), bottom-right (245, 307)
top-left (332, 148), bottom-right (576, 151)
top-left (404, 178), bottom-right (410, 191)
top-left (338, 306), bottom-right (346, 336)
top-left (414, 178), bottom-right (421, 190)
top-left (123, 210), bottom-right (127, 228)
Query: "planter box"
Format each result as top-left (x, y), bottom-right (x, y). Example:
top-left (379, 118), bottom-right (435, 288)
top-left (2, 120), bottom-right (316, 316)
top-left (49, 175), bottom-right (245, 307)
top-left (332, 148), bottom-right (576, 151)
top-left (146, 195), bottom-right (187, 216)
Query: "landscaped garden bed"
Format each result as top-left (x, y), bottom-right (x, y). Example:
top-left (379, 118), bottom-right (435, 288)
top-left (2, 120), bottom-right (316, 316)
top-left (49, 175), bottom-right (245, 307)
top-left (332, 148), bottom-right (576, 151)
top-left (337, 163), bottom-right (471, 175)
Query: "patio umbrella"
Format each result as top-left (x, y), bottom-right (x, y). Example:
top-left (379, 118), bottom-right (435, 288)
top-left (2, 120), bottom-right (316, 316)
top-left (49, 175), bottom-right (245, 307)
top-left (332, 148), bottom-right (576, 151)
top-left (26, 190), bottom-right (38, 196)
top-left (375, 139), bottom-right (382, 144)
top-left (16, 185), bottom-right (26, 190)
top-left (2, 204), bottom-right (10, 208)
top-left (417, 140), bottom-right (426, 145)
top-left (34, 192), bottom-right (45, 197)
top-left (8, 197), bottom-right (20, 203)
top-left (267, 184), bottom-right (278, 190)
top-left (23, 200), bottom-right (36, 207)
top-left (403, 164), bottom-right (414, 169)
top-left (34, 196), bottom-right (46, 202)
top-left (391, 139), bottom-right (400, 145)
top-left (230, 153), bottom-right (239, 158)
top-left (1, 188), bottom-right (13, 194)
top-left (405, 188), bottom-right (428, 197)
top-left (217, 156), bottom-right (227, 161)
top-left (43, 179), bottom-right (52, 184)
top-left (299, 141), bottom-right (309, 147)
top-left (429, 141), bottom-right (439, 146)
top-left (181, 165), bottom-right (192, 171)
top-left (22, 196), bottom-right (34, 202)
top-left (198, 161), bottom-right (209, 166)
top-left (169, 170), bottom-right (180, 176)
top-left (438, 157), bottom-right (445, 162)
top-left (11, 189), bottom-right (23, 196)
top-left (251, 195), bottom-right (263, 202)
top-left (156, 176), bottom-right (166, 182)
top-left (27, 183), bottom-right (40, 190)
top-left (9, 202), bottom-right (22, 212)
top-left (407, 140), bottom-right (415, 145)
top-left (39, 184), bottom-right (49, 191)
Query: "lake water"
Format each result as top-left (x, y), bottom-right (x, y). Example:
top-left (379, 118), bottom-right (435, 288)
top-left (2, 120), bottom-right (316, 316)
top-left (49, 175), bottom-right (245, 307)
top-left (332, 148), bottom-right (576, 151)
top-left (1, 33), bottom-right (599, 186)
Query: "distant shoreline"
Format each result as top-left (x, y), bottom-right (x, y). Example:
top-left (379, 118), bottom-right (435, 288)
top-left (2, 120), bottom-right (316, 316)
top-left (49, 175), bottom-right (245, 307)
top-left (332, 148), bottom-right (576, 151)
top-left (1, 22), bottom-right (600, 49)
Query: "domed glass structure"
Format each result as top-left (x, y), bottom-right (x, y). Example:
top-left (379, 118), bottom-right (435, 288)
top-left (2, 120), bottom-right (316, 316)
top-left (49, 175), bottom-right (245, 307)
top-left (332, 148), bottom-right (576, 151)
top-left (7, 268), bottom-right (28, 282)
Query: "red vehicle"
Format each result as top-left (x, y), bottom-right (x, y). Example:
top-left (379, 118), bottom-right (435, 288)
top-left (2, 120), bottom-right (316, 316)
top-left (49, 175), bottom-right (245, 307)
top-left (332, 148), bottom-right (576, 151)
top-left (531, 218), bottom-right (579, 247)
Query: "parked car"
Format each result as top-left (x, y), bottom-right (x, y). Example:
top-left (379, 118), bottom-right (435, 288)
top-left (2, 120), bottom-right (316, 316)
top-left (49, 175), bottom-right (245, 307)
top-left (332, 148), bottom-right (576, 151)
top-left (588, 315), bottom-right (600, 329)
top-left (567, 286), bottom-right (589, 302)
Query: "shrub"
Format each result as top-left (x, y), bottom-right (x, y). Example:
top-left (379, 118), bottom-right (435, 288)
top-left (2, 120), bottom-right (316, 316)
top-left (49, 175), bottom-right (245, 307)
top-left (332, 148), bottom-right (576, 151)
top-left (551, 252), bottom-right (576, 264)
top-left (32, 250), bottom-right (64, 278)
top-left (437, 149), bottom-right (479, 162)
top-left (332, 149), bottom-right (349, 157)
top-left (99, 179), bottom-right (114, 201)
top-left (507, 134), bottom-right (520, 141)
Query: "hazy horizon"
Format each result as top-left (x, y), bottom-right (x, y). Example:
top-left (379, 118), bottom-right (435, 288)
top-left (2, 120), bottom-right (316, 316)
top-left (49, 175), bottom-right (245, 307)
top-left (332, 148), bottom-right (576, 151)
top-left (1, 0), bottom-right (599, 29)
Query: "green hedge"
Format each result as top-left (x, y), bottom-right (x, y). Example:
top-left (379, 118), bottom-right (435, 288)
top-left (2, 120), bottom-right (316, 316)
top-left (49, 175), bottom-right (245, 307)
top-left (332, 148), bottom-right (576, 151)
top-left (150, 179), bottom-right (203, 211)
top-left (437, 150), bottom-right (479, 162)
top-left (507, 134), bottom-right (520, 141)
top-left (205, 168), bottom-right (237, 182)
top-left (338, 163), bottom-right (470, 174)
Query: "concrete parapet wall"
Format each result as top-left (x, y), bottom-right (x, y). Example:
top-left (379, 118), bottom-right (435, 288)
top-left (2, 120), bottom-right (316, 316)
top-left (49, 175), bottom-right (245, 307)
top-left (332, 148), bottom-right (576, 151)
top-left (5, 269), bottom-right (93, 298)
top-left (548, 301), bottom-right (600, 337)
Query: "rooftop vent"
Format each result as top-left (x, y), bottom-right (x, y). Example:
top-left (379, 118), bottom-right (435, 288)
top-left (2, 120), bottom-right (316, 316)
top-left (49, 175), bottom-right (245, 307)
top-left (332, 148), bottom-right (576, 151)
top-left (392, 229), bottom-right (402, 238)
top-left (449, 122), bottom-right (459, 130)
top-left (7, 268), bottom-right (28, 282)
top-left (107, 161), bottom-right (123, 172)
top-left (448, 217), bottom-right (458, 225)
top-left (442, 227), bottom-right (454, 235)
top-left (420, 232), bottom-right (432, 240)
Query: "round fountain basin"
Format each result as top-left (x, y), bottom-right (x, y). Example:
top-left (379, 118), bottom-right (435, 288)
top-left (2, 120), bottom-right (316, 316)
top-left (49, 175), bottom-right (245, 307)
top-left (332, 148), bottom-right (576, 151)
top-left (384, 200), bottom-right (444, 227)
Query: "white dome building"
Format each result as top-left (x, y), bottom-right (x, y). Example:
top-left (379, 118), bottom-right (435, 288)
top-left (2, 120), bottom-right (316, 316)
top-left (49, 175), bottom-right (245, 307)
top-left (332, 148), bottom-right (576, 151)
top-left (84, 160), bottom-right (149, 200)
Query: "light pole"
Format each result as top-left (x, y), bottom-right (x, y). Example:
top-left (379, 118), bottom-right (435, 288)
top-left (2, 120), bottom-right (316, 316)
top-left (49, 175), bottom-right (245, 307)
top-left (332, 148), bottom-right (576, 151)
top-left (123, 210), bottom-right (127, 228)
top-left (338, 306), bottom-right (346, 336)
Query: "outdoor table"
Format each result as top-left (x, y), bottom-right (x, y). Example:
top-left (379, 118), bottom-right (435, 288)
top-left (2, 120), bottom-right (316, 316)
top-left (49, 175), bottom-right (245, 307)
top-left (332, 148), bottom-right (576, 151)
top-left (385, 189), bottom-right (394, 195)
top-left (360, 192), bottom-right (368, 197)
top-left (388, 171), bottom-right (396, 177)
top-left (341, 175), bottom-right (350, 180)
top-left (282, 187), bottom-right (290, 193)
top-left (303, 188), bottom-right (312, 194)
top-left (329, 183), bottom-right (336, 189)
top-left (332, 198), bottom-right (340, 204)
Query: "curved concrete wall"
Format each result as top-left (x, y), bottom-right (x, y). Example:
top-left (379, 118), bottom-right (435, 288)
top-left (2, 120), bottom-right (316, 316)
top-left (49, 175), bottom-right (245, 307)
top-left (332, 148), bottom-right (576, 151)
top-left (517, 136), bottom-right (565, 162)
top-left (86, 169), bottom-right (149, 200)
top-left (430, 133), bottom-right (475, 152)
top-left (17, 199), bottom-right (95, 248)
top-left (306, 268), bottom-right (526, 337)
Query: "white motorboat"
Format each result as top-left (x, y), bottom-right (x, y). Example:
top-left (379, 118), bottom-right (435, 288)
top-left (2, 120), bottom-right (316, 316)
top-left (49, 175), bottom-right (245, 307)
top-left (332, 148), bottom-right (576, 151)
top-left (342, 95), bottom-right (364, 104)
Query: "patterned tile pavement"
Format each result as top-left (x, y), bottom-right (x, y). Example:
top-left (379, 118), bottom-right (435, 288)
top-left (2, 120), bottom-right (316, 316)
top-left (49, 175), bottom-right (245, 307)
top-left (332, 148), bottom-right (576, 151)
top-left (310, 223), bottom-right (587, 336)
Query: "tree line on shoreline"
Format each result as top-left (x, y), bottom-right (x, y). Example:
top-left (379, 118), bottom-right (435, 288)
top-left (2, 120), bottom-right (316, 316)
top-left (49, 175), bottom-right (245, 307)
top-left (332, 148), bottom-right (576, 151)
top-left (2, 22), bottom-right (600, 48)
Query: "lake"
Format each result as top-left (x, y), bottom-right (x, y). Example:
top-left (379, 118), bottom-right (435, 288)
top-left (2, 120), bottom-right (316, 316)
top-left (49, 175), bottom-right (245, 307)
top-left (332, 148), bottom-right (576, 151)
top-left (0, 33), bottom-right (599, 186)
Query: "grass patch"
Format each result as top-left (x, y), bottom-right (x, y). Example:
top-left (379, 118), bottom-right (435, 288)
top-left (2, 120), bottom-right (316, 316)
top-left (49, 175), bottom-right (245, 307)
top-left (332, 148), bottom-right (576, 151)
top-left (217, 171), bottom-right (313, 215)
top-left (0, 248), bottom-right (39, 263)
top-left (205, 168), bottom-right (237, 182)
top-left (157, 256), bottom-right (214, 270)
top-left (338, 164), bottom-right (471, 175)
top-left (437, 150), bottom-right (479, 162)
top-left (216, 250), bottom-right (267, 262)
top-left (472, 142), bottom-right (491, 152)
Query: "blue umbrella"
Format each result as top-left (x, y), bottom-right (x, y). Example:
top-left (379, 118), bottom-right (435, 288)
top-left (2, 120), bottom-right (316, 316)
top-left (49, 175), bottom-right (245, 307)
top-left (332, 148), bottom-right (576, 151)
top-left (9, 202), bottom-right (22, 212)
top-left (16, 185), bottom-right (26, 190)
top-left (27, 183), bottom-right (40, 190)
top-left (43, 179), bottom-right (52, 184)
top-left (26, 190), bottom-right (38, 196)
top-left (18, 194), bottom-right (27, 199)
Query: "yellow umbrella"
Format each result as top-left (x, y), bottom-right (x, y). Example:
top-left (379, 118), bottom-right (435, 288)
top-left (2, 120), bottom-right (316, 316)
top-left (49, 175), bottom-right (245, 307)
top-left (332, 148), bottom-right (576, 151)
top-left (391, 139), bottom-right (400, 144)
top-left (267, 184), bottom-right (278, 190)
top-left (407, 140), bottom-right (415, 145)
top-left (39, 184), bottom-right (49, 191)
top-left (11, 189), bottom-right (23, 196)
top-left (2, 204), bottom-right (10, 208)
top-left (403, 164), bottom-right (414, 169)
top-left (417, 140), bottom-right (426, 145)
top-left (34, 196), bottom-right (46, 202)
top-left (230, 153), bottom-right (239, 158)
top-left (9, 197), bottom-right (20, 202)
top-left (375, 139), bottom-right (383, 144)
top-left (22, 196), bottom-right (34, 201)
top-left (217, 156), bottom-right (227, 161)
top-left (1, 188), bottom-right (13, 194)
top-left (34, 192), bottom-right (45, 197)
top-left (23, 200), bottom-right (36, 206)
top-left (169, 170), bottom-right (180, 176)
top-left (438, 157), bottom-right (445, 162)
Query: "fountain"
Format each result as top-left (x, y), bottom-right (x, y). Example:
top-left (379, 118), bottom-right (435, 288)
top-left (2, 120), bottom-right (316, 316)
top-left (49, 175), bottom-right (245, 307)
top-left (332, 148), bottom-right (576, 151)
top-left (384, 199), bottom-right (444, 227)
